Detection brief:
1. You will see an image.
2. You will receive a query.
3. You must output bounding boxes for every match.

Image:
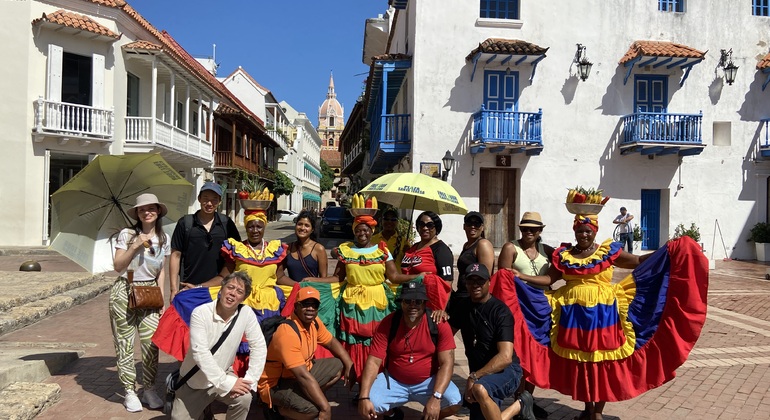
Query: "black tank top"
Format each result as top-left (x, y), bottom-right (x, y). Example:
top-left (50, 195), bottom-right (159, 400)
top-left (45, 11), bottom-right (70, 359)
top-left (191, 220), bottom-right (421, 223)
top-left (455, 240), bottom-right (479, 294)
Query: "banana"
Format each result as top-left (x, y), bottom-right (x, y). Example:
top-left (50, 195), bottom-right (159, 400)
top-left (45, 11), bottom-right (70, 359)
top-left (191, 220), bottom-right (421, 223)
top-left (371, 196), bottom-right (378, 210)
top-left (269, 193), bottom-right (274, 201)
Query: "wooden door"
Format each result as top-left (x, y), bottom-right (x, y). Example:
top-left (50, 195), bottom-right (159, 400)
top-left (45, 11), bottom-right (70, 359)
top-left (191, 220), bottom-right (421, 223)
top-left (480, 168), bottom-right (517, 247)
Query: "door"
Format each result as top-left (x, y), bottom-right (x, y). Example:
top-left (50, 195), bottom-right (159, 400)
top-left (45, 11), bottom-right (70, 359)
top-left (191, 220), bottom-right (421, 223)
top-left (484, 70), bottom-right (518, 139)
top-left (480, 168), bottom-right (517, 247)
top-left (641, 189), bottom-right (661, 250)
top-left (634, 75), bottom-right (667, 112)
top-left (48, 153), bottom-right (89, 236)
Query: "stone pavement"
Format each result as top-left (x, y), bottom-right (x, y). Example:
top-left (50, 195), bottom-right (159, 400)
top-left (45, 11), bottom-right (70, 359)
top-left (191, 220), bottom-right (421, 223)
top-left (2, 231), bottom-right (770, 418)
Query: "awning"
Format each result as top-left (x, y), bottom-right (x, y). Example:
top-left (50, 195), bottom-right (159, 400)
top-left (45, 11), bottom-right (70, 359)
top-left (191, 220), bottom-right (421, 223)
top-left (466, 38), bottom-right (548, 82)
top-left (304, 163), bottom-right (322, 179)
top-left (619, 41), bottom-right (706, 86)
top-left (757, 52), bottom-right (770, 91)
top-left (303, 192), bottom-right (321, 202)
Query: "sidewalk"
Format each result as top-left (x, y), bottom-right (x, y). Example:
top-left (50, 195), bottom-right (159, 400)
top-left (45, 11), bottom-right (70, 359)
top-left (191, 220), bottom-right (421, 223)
top-left (2, 241), bottom-right (770, 418)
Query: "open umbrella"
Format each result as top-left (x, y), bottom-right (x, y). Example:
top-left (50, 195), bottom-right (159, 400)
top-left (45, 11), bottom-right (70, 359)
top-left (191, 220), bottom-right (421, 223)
top-left (49, 153), bottom-right (194, 273)
top-left (359, 172), bottom-right (468, 215)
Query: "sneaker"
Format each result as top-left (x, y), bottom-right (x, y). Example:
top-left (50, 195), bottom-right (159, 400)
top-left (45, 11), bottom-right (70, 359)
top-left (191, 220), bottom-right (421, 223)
top-left (518, 390), bottom-right (536, 420)
top-left (384, 407), bottom-right (405, 420)
top-left (532, 400), bottom-right (549, 419)
top-left (124, 390), bottom-right (143, 412)
top-left (141, 388), bottom-right (164, 409)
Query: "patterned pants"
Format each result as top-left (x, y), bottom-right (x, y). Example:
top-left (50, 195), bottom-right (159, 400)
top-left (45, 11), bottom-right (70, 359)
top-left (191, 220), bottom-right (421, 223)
top-left (108, 277), bottom-right (160, 391)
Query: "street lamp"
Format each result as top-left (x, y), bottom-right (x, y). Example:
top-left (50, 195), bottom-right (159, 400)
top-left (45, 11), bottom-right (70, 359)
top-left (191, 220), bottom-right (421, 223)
top-left (575, 44), bottom-right (593, 82)
top-left (719, 49), bottom-right (739, 86)
top-left (441, 150), bottom-right (455, 181)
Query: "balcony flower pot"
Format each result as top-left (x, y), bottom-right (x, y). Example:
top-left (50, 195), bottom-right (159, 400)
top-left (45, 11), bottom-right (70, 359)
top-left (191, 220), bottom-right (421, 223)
top-left (750, 222), bottom-right (770, 262)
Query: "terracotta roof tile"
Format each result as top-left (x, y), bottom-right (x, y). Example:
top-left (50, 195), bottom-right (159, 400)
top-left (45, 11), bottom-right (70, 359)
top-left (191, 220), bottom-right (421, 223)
top-left (619, 41), bottom-right (706, 65)
top-left (320, 150), bottom-right (342, 167)
top-left (757, 52), bottom-right (770, 70)
top-left (122, 40), bottom-right (162, 50)
top-left (466, 38), bottom-right (548, 61)
top-left (371, 53), bottom-right (412, 61)
top-left (32, 9), bottom-right (120, 39)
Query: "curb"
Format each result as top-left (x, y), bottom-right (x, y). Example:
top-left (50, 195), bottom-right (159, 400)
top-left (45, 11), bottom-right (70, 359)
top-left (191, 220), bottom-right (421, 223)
top-left (0, 382), bottom-right (61, 420)
top-left (0, 249), bottom-right (59, 257)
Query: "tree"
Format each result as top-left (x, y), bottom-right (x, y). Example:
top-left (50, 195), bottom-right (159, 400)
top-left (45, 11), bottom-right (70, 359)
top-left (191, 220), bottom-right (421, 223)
top-left (273, 170), bottom-right (295, 197)
top-left (320, 159), bottom-right (335, 193)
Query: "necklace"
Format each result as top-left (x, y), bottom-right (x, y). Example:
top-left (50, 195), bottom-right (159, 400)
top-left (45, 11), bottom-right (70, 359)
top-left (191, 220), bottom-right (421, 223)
top-left (573, 243), bottom-right (596, 253)
top-left (403, 325), bottom-right (418, 363)
top-left (246, 240), bottom-right (267, 262)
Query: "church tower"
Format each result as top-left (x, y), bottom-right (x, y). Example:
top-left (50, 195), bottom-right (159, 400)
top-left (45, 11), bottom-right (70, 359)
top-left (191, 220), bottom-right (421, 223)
top-left (317, 72), bottom-right (344, 178)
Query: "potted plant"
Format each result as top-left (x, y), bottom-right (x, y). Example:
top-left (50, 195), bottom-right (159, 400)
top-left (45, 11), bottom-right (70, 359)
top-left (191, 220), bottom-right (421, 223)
top-left (749, 222), bottom-right (770, 262)
top-left (674, 223), bottom-right (703, 252)
top-left (632, 225), bottom-right (643, 251)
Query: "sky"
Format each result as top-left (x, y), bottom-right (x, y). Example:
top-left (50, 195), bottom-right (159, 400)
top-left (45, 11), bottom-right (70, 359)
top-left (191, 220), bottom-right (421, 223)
top-left (129, 0), bottom-right (387, 124)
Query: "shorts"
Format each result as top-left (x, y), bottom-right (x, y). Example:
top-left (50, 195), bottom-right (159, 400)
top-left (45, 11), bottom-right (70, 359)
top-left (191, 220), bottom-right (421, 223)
top-left (468, 363), bottom-right (522, 420)
top-left (369, 372), bottom-right (462, 413)
top-left (269, 358), bottom-right (343, 414)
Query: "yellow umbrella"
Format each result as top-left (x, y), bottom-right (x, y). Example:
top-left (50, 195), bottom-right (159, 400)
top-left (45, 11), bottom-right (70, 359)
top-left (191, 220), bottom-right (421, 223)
top-left (49, 153), bottom-right (194, 273)
top-left (360, 172), bottom-right (467, 215)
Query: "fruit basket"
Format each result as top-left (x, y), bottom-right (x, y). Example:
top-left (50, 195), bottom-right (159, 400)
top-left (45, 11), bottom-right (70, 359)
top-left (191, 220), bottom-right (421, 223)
top-left (349, 208), bottom-right (378, 217)
top-left (565, 203), bottom-right (604, 215)
top-left (240, 199), bottom-right (272, 211)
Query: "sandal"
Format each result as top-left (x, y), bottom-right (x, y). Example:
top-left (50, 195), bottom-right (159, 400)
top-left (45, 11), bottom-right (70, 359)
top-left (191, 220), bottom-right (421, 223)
top-left (571, 410), bottom-right (589, 420)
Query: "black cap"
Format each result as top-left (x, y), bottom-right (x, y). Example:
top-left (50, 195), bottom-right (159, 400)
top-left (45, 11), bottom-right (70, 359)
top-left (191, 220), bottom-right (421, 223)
top-left (464, 211), bottom-right (484, 224)
top-left (465, 263), bottom-right (490, 282)
top-left (397, 281), bottom-right (428, 301)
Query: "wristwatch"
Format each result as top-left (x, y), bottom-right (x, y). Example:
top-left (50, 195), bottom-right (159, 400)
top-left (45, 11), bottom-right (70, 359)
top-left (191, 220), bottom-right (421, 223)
top-left (432, 391), bottom-right (443, 400)
top-left (469, 372), bottom-right (479, 382)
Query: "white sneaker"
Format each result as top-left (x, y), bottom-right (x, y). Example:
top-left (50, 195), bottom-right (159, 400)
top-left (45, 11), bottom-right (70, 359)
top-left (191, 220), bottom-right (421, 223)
top-left (142, 388), bottom-right (164, 409)
top-left (124, 390), bottom-right (143, 412)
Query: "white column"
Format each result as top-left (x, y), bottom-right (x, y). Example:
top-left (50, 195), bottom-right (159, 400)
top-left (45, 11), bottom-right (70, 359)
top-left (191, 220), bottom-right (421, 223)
top-left (169, 72), bottom-right (176, 127)
top-left (185, 84), bottom-right (190, 132)
top-left (208, 97), bottom-right (215, 142)
top-left (197, 91), bottom-right (203, 137)
top-left (151, 56), bottom-right (157, 142)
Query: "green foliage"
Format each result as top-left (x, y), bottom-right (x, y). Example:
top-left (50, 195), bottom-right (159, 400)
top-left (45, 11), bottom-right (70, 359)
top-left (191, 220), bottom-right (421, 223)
top-left (633, 224), bottom-right (643, 242)
top-left (273, 171), bottom-right (294, 197)
top-left (674, 222), bottom-right (701, 242)
top-left (749, 222), bottom-right (770, 243)
top-left (320, 159), bottom-right (335, 193)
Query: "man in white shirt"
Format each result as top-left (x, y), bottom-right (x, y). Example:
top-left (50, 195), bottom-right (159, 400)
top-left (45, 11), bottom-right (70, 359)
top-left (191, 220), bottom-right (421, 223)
top-left (171, 272), bottom-right (267, 420)
top-left (613, 207), bottom-right (635, 253)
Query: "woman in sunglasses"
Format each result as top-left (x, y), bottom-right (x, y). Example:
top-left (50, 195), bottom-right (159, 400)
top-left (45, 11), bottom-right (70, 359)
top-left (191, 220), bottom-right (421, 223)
top-left (400, 211), bottom-right (454, 310)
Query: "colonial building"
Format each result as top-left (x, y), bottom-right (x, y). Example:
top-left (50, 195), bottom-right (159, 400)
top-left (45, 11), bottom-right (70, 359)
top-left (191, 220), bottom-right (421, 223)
top-left (347, 0), bottom-right (770, 260)
top-left (283, 102), bottom-right (323, 211)
top-left (317, 73), bottom-right (345, 204)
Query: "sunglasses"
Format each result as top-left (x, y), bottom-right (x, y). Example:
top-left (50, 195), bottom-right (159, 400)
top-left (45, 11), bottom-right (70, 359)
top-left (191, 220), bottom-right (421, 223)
top-left (520, 227), bottom-right (541, 233)
top-left (383, 217), bottom-right (398, 222)
top-left (401, 299), bottom-right (425, 305)
top-left (465, 221), bottom-right (483, 228)
top-left (416, 221), bottom-right (436, 229)
top-left (299, 300), bottom-right (320, 309)
top-left (143, 239), bottom-right (156, 256)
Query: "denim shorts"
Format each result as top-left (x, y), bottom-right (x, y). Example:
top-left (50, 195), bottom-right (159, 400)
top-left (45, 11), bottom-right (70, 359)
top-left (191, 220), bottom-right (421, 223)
top-left (468, 363), bottom-right (522, 419)
top-left (369, 372), bottom-right (463, 413)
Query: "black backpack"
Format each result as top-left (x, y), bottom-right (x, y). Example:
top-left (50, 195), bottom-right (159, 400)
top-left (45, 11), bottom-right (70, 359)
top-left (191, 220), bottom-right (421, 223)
top-left (261, 315), bottom-right (319, 351)
top-left (386, 308), bottom-right (439, 368)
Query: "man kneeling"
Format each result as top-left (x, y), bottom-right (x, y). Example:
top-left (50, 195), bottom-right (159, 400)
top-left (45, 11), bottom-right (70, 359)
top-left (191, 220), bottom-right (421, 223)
top-left (358, 282), bottom-right (462, 420)
top-left (258, 287), bottom-right (354, 420)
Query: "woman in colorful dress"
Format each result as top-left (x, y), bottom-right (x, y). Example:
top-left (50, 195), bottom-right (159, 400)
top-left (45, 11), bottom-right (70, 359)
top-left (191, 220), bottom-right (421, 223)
top-left (400, 211), bottom-right (454, 310)
top-left (496, 213), bottom-right (708, 420)
top-left (110, 193), bottom-right (169, 412)
top-left (333, 214), bottom-right (422, 382)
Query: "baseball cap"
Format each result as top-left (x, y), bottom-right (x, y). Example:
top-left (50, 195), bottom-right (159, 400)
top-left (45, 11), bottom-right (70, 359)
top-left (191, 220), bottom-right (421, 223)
top-left (396, 281), bottom-right (428, 302)
top-left (465, 263), bottom-right (490, 282)
top-left (297, 287), bottom-right (320, 302)
top-left (200, 181), bottom-right (223, 197)
top-left (464, 211), bottom-right (484, 224)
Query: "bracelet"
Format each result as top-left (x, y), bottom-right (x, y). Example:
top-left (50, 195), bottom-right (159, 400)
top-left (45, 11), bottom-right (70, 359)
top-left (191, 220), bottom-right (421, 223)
top-left (358, 397), bottom-right (370, 400)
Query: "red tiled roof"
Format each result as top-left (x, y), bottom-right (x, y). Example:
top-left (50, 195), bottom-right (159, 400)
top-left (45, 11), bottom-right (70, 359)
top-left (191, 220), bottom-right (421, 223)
top-left (122, 40), bottom-right (162, 50)
top-left (619, 41), bottom-right (706, 65)
top-left (757, 52), bottom-right (770, 70)
top-left (466, 38), bottom-right (548, 61)
top-left (320, 150), bottom-right (342, 168)
top-left (222, 67), bottom-right (269, 92)
top-left (32, 9), bottom-right (120, 39)
top-left (371, 53), bottom-right (412, 61)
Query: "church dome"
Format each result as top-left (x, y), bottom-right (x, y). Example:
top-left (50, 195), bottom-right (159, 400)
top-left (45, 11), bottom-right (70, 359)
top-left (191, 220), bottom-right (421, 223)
top-left (318, 73), bottom-right (344, 128)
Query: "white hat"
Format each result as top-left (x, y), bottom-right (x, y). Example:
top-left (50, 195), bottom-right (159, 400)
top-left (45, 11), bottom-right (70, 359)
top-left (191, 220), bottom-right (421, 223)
top-left (127, 193), bottom-right (168, 220)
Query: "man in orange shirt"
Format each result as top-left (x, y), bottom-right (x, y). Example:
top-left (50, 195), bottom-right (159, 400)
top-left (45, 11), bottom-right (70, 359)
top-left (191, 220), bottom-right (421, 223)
top-left (258, 287), bottom-right (354, 420)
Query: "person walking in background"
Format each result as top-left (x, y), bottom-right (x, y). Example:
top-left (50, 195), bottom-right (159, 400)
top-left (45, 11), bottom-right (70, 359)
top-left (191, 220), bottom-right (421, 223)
top-left (169, 182), bottom-right (241, 299)
top-left (110, 193), bottom-right (170, 412)
top-left (613, 207), bottom-right (634, 253)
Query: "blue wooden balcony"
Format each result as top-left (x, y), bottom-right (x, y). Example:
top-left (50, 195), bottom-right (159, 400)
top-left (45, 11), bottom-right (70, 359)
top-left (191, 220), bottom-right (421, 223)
top-left (760, 119), bottom-right (770, 158)
top-left (369, 113), bottom-right (411, 174)
top-left (470, 106), bottom-right (543, 155)
top-left (620, 110), bottom-right (704, 156)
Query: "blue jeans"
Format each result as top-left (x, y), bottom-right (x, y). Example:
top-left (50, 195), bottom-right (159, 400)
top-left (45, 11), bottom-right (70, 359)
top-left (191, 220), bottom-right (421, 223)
top-left (468, 363), bottom-right (522, 420)
top-left (369, 372), bottom-right (462, 413)
top-left (620, 232), bottom-right (633, 253)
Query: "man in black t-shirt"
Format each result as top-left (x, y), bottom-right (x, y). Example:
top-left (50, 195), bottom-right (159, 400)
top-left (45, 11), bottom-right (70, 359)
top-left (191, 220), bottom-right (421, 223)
top-left (169, 182), bottom-right (241, 299)
top-left (446, 263), bottom-right (535, 420)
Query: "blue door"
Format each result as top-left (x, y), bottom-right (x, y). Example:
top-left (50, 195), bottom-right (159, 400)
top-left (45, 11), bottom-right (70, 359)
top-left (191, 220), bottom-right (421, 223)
top-left (640, 189), bottom-right (661, 250)
top-left (484, 71), bottom-right (518, 140)
top-left (634, 75), bottom-right (667, 112)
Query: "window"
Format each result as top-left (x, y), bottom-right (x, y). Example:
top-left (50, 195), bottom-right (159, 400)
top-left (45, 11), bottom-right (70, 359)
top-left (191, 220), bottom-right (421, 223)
top-left (480, 0), bottom-right (519, 19)
top-left (127, 73), bottom-right (140, 116)
top-left (658, 0), bottom-right (684, 12)
top-left (328, 138), bottom-right (335, 147)
top-left (175, 101), bottom-right (184, 129)
top-left (191, 111), bottom-right (198, 135)
top-left (62, 52), bottom-right (92, 105)
top-left (329, 116), bottom-right (335, 126)
top-left (754, 0), bottom-right (770, 16)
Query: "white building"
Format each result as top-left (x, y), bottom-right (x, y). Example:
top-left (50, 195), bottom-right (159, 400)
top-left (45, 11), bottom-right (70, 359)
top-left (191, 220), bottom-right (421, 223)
top-left (350, 0), bottom-right (770, 260)
top-left (282, 102), bottom-right (323, 212)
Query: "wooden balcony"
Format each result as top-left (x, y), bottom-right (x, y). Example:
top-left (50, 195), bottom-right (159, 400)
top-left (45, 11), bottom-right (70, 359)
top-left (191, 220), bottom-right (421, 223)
top-left (368, 113), bottom-right (411, 174)
top-left (620, 110), bottom-right (704, 156)
top-left (761, 119), bottom-right (770, 158)
top-left (213, 151), bottom-right (275, 182)
top-left (470, 106), bottom-right (543, 155)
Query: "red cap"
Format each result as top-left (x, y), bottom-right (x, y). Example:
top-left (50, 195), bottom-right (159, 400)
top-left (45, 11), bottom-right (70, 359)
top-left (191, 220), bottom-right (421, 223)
top-left (297, 287), bottom-right (320, 302)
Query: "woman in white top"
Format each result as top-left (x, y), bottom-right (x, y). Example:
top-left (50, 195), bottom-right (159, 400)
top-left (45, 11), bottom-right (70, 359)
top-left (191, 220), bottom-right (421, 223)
top-left (110, 193), bottom-right (170, 412)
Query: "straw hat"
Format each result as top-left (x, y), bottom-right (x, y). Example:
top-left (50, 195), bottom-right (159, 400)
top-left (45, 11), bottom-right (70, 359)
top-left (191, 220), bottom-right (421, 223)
top-left (127, 193), bottom-right (168, 220)
top-left (519, 211), bottom-right (545, 228)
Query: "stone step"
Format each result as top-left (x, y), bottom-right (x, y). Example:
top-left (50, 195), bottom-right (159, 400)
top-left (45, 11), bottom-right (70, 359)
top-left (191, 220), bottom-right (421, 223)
top-left (0, 277), bottom-right (112, 337)
top-left (0, 382), bottom-right (61, 420)
top-left (0, 273), bottom-right (106, 313)
top-left (0, 248), bottom-right (61, 257)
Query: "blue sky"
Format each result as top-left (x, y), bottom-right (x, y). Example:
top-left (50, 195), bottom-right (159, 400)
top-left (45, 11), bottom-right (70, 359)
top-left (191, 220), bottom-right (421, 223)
top-left (129, 0), bottom-right (387, 124)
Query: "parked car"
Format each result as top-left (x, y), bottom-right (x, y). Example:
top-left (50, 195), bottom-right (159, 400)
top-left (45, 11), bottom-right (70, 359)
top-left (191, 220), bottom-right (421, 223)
top-left (276, 209), bottom-right (299, 223)
top-left (320, 206), bottom-right (353, 238)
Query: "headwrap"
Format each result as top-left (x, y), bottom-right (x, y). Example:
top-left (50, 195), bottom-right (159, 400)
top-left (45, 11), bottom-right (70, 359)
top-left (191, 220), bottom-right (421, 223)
top-left (573, 214), bottom-right (598, 232)
top-left (244, 209), bottom-right (268, 226)
top-left (353, 215), bottom-right (377, 231)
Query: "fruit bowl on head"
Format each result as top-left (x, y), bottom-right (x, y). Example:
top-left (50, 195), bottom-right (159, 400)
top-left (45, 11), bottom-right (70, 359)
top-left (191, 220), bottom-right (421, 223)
top-left (349, 208), bottom-right (378, 217)
top-left (240, 199), bottom-right (272, 211)
top-left (565, 203), bottom-right (604, 215)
